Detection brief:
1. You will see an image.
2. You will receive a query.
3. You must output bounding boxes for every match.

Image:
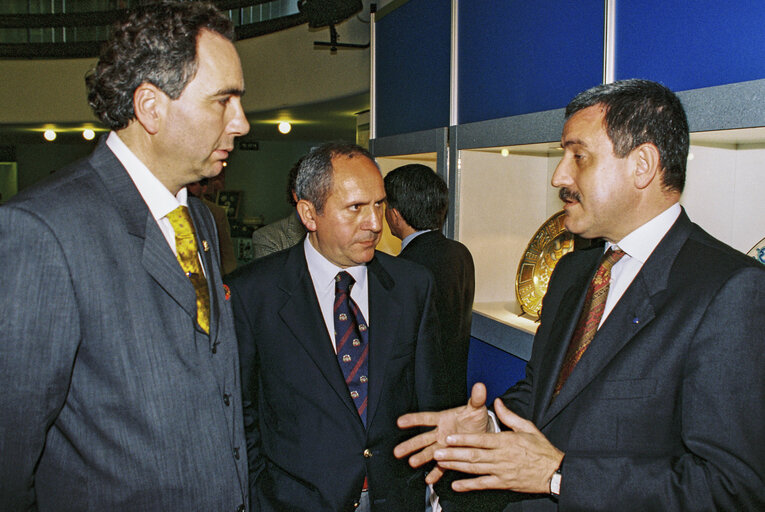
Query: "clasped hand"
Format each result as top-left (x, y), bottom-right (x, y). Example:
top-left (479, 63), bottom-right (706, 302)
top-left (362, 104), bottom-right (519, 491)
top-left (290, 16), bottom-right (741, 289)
top-left (394, 383), bottom-right (564, 494)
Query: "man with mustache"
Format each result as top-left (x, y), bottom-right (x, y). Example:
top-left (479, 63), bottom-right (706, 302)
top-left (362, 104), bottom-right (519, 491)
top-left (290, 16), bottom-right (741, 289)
top-left (394, 79), bottom-right (765, 510)
top-left (0, 2), bottom-right (250, 510)
top-left (226, 141), bottom-right (450, 511)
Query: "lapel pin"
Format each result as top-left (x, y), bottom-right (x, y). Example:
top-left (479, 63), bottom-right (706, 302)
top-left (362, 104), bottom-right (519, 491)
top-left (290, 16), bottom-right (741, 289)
top-left (202, 240), bottom-right (210, 252)
top-left (632, 316), bottom-right (640, 324)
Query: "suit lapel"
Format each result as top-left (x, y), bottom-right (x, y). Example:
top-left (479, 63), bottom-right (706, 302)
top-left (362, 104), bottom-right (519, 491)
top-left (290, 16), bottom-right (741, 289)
top-left (89, 138), bottom-right (200, 326)
top-left (538, 211), bottom-right (693, 427)
top-left (365, 256), bottom-right (400, 428)
top-left (188, 200), bottom-right (220, 342)
top-left (276, 246), bottom-right (362, 421)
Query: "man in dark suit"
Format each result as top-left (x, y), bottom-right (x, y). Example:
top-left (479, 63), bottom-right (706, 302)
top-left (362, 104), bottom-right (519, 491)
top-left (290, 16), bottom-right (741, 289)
top-left (0, 3), bottom-right (251, 510)
top-left (394, 79), bottom-right (765, 510)
top-left (385, 164), bottom-right (475, 407)
top-left (227, 142), bottom-right (450, 511)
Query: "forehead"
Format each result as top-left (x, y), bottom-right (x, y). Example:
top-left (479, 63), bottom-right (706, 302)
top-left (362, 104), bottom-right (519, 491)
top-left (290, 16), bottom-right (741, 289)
top-left (192, 30), bottom-right (244, 88)
top-left (329, 155), bottom-right (383, 195)
top-left (561, 105), bottom-right (610, 148)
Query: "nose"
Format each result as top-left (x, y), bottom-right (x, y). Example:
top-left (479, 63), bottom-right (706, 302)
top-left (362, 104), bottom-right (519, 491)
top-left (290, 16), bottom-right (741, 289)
top-left (227, 97), bottom-right (250, 136)
top-left (551, 156), bottom-right (571, 189)
top-left (364, 205), bottom-right (383, 233)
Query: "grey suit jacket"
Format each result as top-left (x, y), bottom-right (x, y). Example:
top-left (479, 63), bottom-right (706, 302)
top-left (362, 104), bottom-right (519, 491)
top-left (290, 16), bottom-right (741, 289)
top-left (0, 139), bottom-right (249, 511)
top-left (484, 210), bottom-right (764, 511)
top-left (251, 211), bottom-right (306, 259)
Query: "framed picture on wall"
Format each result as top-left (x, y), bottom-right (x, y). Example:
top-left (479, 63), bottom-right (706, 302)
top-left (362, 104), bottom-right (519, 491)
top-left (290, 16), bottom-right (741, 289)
top-left (216, 190), bottom-right (242, 219)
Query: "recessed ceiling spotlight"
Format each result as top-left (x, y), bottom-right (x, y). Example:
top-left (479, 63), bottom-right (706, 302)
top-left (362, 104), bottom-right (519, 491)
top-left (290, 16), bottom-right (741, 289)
top-left (44, 130), bottom-right (56, 141)
top-left (83, 129), bottom-right (95, 141)
top-left (278, 121), bottom-right (292, 134)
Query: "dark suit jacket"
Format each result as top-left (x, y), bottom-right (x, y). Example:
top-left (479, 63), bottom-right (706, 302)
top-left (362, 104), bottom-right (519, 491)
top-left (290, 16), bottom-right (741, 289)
top-left (449, 210), bottom-right (764, 511)
top-left (227, 243), bottom-right (450, 511)
top-left (399, 230), bottom-right (475, 406)
top-left (0, 139), bottom-right (248, 511)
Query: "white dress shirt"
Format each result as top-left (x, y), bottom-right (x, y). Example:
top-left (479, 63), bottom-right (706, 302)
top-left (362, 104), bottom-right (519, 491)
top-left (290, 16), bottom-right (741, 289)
top-left (303, 236), bottom-right (371, 351)
top-left (600, 202), bottom-right (681, 326)
top-left (399, 229), bottom-right (432, 252)
top-left (106, 131), bottom-right (187, 256)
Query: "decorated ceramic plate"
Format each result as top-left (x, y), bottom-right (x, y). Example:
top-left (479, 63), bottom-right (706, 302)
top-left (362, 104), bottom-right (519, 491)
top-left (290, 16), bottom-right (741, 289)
top-left (515, 211), bottom-right (574, 318)
top-left (747, 236), bottom-right (765, 265)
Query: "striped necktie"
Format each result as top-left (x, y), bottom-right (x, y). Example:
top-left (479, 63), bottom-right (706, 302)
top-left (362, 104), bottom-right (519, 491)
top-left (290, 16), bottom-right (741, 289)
top-left (166, 205), bottom-right (210, 334)
top-left (334, 271), bottom-right (369, 426)
top-left (553, 247), bottom-right (626, 398)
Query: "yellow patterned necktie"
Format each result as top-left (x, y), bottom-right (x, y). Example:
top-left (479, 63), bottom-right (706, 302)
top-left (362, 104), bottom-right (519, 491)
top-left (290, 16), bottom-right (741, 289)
top-left (166, 205), bottom-right (210, 334)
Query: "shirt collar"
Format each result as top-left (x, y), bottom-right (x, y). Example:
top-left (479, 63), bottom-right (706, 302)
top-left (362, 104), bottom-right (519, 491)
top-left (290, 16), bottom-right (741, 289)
top-left (106, 131), bottom-right (186, 220)
top-left (607, 203), bottom-right (682, 262)
top-left (303, 236), bottom-right (368, 292)
top-left (400, 229), bottom-right (432, 251)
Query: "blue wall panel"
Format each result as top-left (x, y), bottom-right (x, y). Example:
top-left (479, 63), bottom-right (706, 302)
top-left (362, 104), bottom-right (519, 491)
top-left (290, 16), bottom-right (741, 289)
top-left (467, 337), bottom-right (527, 404)
top-left (616, 1), bottom-right (765, 91)
top-left (458, 1), bottom-right (603, 124)
top-left (375, 0), bottom-right (451, 138)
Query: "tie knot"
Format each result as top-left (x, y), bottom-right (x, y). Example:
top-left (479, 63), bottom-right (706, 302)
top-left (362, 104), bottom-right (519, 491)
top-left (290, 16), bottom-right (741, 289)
top-left (166, 205), bottom-right (195, 237)
top-left (601, 247), bottom-right (626, 270)
top-left (335, 271), bottom-right (355, 293)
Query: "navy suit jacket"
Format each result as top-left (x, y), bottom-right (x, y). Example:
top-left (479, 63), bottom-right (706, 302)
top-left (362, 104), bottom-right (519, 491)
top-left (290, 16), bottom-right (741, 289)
top-left (0, 139), bottom-right (248, 511)
top-left (399, 230), bottom-right (475, 406)
top-left (478, 210), bottom-right (764, 511)
top-left (227, 243), bottom-right (450, 511)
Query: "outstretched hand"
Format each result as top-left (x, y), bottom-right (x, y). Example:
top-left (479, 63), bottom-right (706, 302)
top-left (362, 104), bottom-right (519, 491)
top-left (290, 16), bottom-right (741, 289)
top-left (432, 397), bottom-right (564, 494)
top-left (394, 383), bottom-right (490, 484)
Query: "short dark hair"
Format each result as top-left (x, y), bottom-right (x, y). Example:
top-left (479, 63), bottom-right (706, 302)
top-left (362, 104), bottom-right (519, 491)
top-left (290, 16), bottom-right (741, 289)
top-left (565, 79), bottom-right (689, 192)
top-left (384, 164), bottom-right (448, 231)
top-left (86, 1), bottom-right (234, 130)
top-left (295, 141), bottom-right (378, 213)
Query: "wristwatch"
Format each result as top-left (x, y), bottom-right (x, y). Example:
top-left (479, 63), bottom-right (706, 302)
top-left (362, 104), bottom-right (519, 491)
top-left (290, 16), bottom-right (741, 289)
top-left (549, 468), bottom-right (562, 496)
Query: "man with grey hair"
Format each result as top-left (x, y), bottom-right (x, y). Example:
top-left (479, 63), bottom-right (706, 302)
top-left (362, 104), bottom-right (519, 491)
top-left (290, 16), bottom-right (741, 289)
top-left (0, 2), bottom-right (250, 510)
top-left (227, 141), bottom-right (450, 511)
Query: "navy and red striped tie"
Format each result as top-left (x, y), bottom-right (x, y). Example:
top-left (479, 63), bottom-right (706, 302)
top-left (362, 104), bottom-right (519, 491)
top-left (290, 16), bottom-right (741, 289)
top-left (334, 271), bottom-right (369, 426)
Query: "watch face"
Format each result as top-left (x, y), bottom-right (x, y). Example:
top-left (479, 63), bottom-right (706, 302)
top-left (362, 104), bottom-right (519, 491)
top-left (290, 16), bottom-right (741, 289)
top-left (550, 471), bottom-right (562, 496)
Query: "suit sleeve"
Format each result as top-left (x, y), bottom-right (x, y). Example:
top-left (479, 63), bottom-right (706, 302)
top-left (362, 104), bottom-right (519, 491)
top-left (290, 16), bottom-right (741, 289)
top-left (413, 272), bottom-right (451, 412)
top-left (559, 267), bottom-right (765, 511)
top-left (226, 278), bottom-right (265, 493)
top-left (0, 207), bottom-right (81, 510)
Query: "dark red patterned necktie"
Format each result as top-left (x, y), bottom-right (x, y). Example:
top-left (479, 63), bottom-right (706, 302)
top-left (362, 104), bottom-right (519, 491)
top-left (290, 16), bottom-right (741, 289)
top-left (553, 248), bottom-right (626, 398)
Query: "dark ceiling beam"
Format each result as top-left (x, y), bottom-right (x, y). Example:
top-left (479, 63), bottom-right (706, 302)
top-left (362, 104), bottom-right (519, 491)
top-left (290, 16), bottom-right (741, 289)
top-left (0, 1), bottom-right (277, 29)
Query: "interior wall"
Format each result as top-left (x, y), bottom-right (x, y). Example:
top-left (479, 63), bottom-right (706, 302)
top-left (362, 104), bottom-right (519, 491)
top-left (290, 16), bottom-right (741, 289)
top-left (225, 139), bottom-right (320, 223)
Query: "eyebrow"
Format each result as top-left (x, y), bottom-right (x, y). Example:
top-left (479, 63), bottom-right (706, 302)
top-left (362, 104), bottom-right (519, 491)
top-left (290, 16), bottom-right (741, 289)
top-left (213, 87), bottom-right (245, 97)
top-left (561, 138), bottom-right (587, 149)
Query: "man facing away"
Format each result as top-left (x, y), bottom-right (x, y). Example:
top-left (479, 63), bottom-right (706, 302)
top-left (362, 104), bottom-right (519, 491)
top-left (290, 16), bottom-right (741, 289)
top-left (395, 79), bottom-right (765, 511)
top-left (384, 164), bottom-right (475, 407)
top-left (0, 2), bottom-right (251, 510)
top-left (226, 141), bottom-right (450, 511)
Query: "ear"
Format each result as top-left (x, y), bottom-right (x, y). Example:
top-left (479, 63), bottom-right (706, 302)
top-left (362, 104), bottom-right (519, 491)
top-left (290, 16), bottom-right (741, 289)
top-left (133, 82), bottom-right (165, 135)
top-left (632, 143), bottom-right (661, 190)
top-left (296, 199), bottom-right (318, 232)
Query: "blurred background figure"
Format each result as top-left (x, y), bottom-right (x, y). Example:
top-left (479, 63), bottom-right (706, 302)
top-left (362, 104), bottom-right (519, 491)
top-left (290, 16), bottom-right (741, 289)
top-left (188, 178), bottom-right (237, 275)
top-left (250, 157), bottom-right (307, 259)
top-left (384, 164), bottom-right (475, 406)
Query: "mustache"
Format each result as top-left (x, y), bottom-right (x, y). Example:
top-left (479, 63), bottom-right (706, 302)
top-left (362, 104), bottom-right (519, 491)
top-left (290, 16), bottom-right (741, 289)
top-left (559, 187), bottom-right (581, 203)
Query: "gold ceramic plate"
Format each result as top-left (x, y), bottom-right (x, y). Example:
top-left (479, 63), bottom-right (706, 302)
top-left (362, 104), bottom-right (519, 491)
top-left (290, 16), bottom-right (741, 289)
top-left (515, 211), bottom-right (574, 318)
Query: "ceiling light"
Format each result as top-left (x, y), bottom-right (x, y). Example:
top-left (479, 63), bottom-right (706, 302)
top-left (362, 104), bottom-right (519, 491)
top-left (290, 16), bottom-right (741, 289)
top-left (83, 129), bottom-right (95, 140)
top-left (44, 130), bottom-right (56, 141)
top-left (278, 121), bottom-right (292, 134)
top-left (500, 148), bottom-right (509, 157)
